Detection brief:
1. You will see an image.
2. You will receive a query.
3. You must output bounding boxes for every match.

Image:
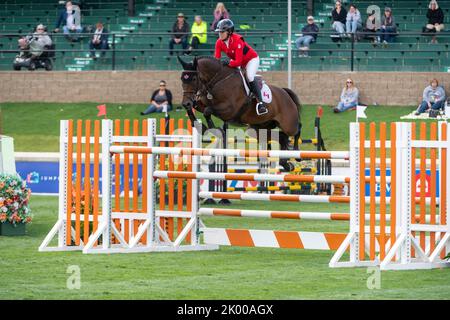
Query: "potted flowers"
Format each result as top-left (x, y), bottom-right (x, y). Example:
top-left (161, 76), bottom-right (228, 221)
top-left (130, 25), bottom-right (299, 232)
top-left (0, 173), bottom-right (32, 236)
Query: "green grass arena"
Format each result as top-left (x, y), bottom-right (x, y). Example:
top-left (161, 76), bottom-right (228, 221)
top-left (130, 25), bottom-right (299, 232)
top-left (1, 103), bottom-right (450, 299)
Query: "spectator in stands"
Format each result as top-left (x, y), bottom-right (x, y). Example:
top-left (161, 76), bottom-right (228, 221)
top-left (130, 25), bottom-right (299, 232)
top-left (211, 2), bottom-right (230, 31)
top-left (333, 78), bottom-right (359, 113)
top-left (188, 16), bottom-right (208, 54)
top-left (363, 10), bottom-right (380, 42)
top-left (295, 16), bottom-right (319, 57)
top-left (346, 4), bottom-right (362, 35)
top-left (425, 0), bottom-right (445, 43)
top-left (18, 24), bottom-right (52, 58)
top-left (331, 0), bottom-right (347, 36)
top-left (415, 78), bottom-right (446, 115)
top-left (89, 22), bottom-right (108, 59)
top-left (377, 7), bottom-right (397, 44)
top-left (54, 1), bottom-right (83, 42)
top-left (169, 13), bottom-right (190, 55)
top-left (140, 80), bottom-right (173, 115)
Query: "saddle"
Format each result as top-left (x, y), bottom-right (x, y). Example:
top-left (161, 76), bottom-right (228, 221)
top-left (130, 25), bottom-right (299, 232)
top-left (238, 68), bottom-right (272, 103)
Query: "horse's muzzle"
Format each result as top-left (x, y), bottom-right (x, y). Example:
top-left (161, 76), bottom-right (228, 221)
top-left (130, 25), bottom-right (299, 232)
top-left (182, 100), bottom-right (193, 109)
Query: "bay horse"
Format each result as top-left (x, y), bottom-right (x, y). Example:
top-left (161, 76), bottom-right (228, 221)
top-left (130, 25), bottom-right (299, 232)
top-left (178, 55), bottom-right (302, 171)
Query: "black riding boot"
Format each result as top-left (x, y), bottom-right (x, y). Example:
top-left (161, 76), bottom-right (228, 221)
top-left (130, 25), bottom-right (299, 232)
top-left (249, 81), bottom-right (268, 115)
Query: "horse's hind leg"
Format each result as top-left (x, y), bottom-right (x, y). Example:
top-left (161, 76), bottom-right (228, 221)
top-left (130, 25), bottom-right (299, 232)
top-left (294, 122), bottom-right (302, 162)
top-left (279, 132), bottom-right (295, 172)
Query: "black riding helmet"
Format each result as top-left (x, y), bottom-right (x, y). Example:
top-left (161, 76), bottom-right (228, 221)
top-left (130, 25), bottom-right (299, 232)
top-left (215, 19), bottom-right (234, 33)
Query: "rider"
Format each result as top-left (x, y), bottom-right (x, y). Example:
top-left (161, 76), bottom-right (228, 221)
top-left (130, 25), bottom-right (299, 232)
top-left (214, 19), bottom-right (268, 116)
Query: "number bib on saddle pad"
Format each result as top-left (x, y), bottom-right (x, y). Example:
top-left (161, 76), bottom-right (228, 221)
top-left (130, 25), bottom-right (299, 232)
top-left (261, 82), bottom-right (272, 103)
top-left (239, 70), bottom-right (273, 104)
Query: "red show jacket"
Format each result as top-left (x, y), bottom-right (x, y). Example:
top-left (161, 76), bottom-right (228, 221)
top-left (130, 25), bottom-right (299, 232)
top-left (214, 33), bottom-right (258, 68)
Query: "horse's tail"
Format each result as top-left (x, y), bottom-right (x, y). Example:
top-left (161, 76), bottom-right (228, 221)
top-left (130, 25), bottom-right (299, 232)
top-left (282, 87), bottom-right (302, 114)
top-left (282, 87), bottom-right (302, 140)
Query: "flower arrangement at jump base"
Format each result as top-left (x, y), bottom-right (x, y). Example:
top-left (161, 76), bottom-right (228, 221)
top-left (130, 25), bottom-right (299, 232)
top-left (0, 173), bottom-right (32, 236)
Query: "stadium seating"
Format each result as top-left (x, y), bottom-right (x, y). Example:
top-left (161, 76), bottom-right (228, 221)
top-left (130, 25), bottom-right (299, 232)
top-left (0, 0), bottom-right (449, 71)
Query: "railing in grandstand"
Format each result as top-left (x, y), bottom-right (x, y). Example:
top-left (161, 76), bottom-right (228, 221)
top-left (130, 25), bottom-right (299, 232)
top-left (0, 31), bottom-right (449, 72)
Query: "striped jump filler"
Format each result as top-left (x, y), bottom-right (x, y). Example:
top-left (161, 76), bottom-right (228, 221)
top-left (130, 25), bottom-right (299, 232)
top-left (203, 228), bottom-right (347, 250)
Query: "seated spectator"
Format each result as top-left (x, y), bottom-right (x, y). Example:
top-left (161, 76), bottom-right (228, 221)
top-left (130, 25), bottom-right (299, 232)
top-left (89, 22), bottom-right (109, 59)
top-left (140, 81), bottom-right (173, 115)
top-left (54, 1), bottom-right (82, 42)
top-left (346, 4), bottom-right (362, 35)
top-left (295, 16), bottom-right (319, 57)
top-left (425, 0), bottom-right (445, 43)
top-left (377, 7), bottom-right (397, 44)
top-left (188, 16), bottom-right (208, 54)
top-left (18, 24), bottom-right (53, 59)
top-left (211, 2), bottom-right (230, 31)
top-left (334, 78), bottom-right (359, 113)
top-left (363, 10), bottom-right (380, 42)
top-left (169, 13), bottom-right (189, 56)
top-left (331, 1), bottom-right (347, 36)
top-left (415, 79), bottom-right (446, 115)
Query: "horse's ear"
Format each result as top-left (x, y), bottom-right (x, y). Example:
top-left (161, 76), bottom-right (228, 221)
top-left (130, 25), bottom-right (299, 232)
top-left (177, 55), bottom-right (190, 70)
top-left (193, 57), bottom-right (198, 69)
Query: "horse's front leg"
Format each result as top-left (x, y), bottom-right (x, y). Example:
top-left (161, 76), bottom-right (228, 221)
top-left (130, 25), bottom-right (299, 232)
top-left (204, 107), bottom-right (216, 129)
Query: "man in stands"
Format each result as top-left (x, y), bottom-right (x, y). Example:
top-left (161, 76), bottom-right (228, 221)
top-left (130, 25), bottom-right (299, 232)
top-left (54, 1), bottom-right (83, 42)
top-left (169, 13), bottom-right (189, 55)
top-left (295, 16), bottom-right (319, 57)
top-left (89, 22), bottom-right (109, 59)
top-left (18, 24), bottom-right (52, 59)
top-left (425, 0), bottom-right (445, 44)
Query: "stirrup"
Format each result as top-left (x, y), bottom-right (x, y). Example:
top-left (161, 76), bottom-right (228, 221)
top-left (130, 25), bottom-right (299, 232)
top-left (256, 102), bottom-right (268, 116)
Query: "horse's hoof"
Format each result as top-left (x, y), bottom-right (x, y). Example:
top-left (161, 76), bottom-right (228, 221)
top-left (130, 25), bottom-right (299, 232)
top-left (280, 160), bottom-right (295, 172)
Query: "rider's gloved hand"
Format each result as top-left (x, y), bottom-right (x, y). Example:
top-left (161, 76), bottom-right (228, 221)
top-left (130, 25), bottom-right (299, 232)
top-left (222, 59), bottom-right (229, 66)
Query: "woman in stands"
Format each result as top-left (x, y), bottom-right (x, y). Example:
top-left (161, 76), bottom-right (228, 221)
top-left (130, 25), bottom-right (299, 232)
top-left (211, 2), bottom-right (230, 31)
top-left (333, 78), bottom-right (359, 113)
top-left (214, 19), bottom-right (268, 115)
top-left (140, 80), bottom-right (173, 115)
top-left (425, 0), bottom-right (445, 43)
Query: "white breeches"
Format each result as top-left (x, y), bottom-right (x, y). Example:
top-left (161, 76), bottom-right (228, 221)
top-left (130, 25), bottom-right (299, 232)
top-left (245, 56), bottom-right (260, 82)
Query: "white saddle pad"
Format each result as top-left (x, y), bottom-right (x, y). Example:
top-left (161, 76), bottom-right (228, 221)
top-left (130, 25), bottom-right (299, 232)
top-left (239, 71), bottom-right (272, 104)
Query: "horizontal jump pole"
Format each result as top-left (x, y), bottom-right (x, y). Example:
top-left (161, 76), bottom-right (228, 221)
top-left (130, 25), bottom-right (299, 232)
top-left (227, 167), bottom-right (317, 173)
top-left (199, 191), bottom-right (349, 203)
top-left (200, 192), bottom-right (436, 205)
top-left (227, 185), bottom-right (310, 192)
top-left (202, 137), bottom-right (318, 145)
top-left (153, 171), bottom-right (391, 184)
top-left (109, 146), bottom-right (350, 160)
top-left (199, 208), bottom-right (349, 220)
top-left (153, 171), bottom-right (351, 183)
top-left (198, 208), bottom-right (439, 223)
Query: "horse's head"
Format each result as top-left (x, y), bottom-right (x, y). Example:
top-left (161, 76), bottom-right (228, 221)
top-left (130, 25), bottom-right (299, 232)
top-left (178, 56), bottom-right (199, 110)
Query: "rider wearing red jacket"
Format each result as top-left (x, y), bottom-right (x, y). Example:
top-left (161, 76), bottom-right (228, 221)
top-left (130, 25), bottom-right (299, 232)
top-left (214, 19), bottom-right (268, 115)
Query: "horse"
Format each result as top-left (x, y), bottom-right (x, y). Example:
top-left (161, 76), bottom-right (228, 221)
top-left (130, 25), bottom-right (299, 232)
top-left (178, 55), bottom-right (302, 171)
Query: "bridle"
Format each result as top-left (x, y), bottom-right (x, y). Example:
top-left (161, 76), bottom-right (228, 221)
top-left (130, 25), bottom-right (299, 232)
top-left (181, 58), bottom-right (237, 107)
top-left (181, 70), bottom-right (201, 107)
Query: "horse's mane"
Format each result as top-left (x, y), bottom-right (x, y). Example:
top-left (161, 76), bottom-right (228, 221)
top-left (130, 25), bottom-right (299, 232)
top-left (195, 55), bottom-right (237, 76)
top-left (195, 55), bottom-right (218, 63)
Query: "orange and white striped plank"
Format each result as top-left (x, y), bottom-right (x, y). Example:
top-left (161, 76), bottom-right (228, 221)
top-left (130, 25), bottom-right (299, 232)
top-left (153, 171), bottom-right (351, 183)
top-left (202, 228), bottom-right (347, 250)
top-left (199, 208), bottom-right (349, 220)
top-left (198, 208), bottom-right (437, 222)
top-left (200, 192), bottom-right (436, 205)
top-left (109, 146), bottom-right (350, 160)
top-left (199, 191), bottom-right (349, 203)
